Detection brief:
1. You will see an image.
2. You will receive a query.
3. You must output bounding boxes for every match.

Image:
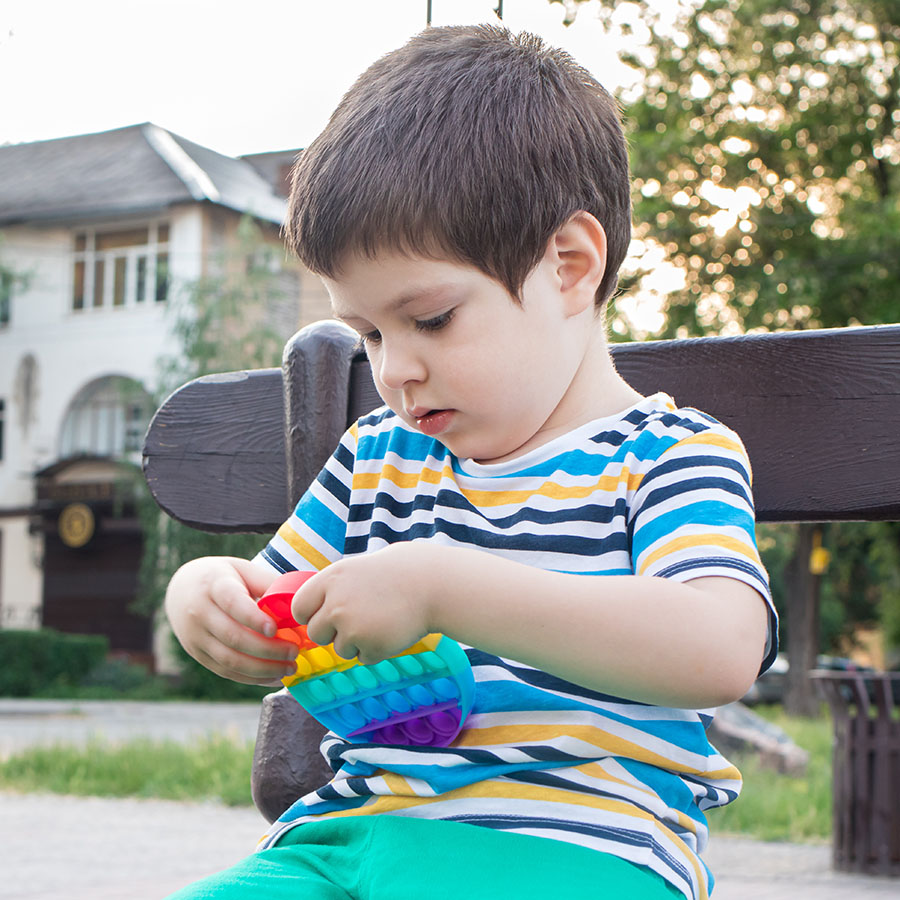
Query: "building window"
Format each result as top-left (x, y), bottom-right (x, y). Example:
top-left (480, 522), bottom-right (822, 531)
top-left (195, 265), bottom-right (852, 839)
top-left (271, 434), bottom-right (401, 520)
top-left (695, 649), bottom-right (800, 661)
top-left (60, 377), bottom-right (154, 460)
top-left (72, 223), bottom-right (169, 312)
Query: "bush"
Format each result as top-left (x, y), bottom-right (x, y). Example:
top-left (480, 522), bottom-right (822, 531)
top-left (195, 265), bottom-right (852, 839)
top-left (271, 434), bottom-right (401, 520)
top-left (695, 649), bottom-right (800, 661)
top-left (0, 629), bottom-right (109, 696)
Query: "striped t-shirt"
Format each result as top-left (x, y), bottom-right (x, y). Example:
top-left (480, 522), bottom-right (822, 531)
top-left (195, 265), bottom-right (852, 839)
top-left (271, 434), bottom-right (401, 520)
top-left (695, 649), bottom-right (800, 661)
top-left (255, 393), bottom-right (775, 900)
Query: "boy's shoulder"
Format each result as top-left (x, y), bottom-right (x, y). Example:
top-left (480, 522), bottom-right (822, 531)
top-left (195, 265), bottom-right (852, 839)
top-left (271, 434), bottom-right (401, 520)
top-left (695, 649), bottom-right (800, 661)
top-left (614, 394), bottom-right (750, 471)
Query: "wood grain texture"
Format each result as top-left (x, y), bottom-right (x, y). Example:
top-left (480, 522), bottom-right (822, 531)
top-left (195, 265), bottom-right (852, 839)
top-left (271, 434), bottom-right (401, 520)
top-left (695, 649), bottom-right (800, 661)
top-left (142, 323), bottom-right (900, 529)
top-left (142, 369), bottom-right (287, 532)
top-left (610, 325), bottom-right (900, 521)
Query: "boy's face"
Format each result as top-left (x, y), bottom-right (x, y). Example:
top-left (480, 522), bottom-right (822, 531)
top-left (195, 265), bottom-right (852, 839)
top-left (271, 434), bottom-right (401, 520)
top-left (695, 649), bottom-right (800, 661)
top-left (325, 249), bottom-right (599, 464)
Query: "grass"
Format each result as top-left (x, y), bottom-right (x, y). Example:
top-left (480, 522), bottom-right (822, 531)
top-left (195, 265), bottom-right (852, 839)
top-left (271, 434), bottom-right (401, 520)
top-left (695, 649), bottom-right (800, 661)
top-left (0, 735), bottom-right (256, 806)
top-left (1, 704), bottom-right (836, 842)
top-left (707, 705), bottom-right (833, 842)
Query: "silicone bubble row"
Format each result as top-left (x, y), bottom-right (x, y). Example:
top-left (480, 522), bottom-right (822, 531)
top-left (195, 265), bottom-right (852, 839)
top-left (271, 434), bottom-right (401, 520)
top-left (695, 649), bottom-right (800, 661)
top-left (286, 647), bottom-right (469, 746)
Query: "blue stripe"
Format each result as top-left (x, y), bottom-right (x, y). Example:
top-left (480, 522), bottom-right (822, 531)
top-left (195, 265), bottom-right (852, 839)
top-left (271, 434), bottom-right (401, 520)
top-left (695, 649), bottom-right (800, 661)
top-left (632, 499), bottom-right (757, 560)
top-left (293, 491), bottom-right (347, 555)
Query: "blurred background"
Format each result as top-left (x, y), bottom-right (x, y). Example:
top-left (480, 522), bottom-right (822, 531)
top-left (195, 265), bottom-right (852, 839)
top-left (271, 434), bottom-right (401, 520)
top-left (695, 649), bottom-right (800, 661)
top-left (0, 0), bottom-right (898, 770)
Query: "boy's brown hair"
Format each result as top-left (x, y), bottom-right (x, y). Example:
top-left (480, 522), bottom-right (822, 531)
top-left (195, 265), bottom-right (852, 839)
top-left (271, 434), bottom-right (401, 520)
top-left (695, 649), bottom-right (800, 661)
top-left (285, 24), bottom-right (631, 306)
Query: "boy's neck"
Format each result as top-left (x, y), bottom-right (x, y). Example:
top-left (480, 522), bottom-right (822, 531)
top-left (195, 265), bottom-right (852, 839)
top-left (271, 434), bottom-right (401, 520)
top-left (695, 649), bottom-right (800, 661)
top-left (476, 327), bottom-right (644, 465)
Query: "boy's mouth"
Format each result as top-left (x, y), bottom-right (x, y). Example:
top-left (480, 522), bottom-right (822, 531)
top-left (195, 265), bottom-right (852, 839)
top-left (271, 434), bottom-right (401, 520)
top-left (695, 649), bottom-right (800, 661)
top-left (411, 408), bottom-right (455, 437)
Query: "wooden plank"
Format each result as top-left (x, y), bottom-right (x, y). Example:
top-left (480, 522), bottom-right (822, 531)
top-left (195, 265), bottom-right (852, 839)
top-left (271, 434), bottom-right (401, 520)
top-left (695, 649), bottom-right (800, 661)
top-left (142, 369), bottom-right (287, 532)
top-left (610, 325), bottom-right (900, 522)
top-left (143, 323), bottom-right (900, 530)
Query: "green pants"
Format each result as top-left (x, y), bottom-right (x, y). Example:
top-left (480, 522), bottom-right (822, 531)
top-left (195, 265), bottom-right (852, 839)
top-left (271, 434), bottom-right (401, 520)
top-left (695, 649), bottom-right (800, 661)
top-left (166, 815), bottom-right (684, 900)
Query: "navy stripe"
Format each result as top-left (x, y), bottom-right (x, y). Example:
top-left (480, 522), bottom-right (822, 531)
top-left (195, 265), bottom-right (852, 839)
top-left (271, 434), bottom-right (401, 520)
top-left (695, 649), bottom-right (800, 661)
top-left (316, 466), bottom-right (351, 509)
top-left (348, 490), bottom-right (629, 530)
top-left (332, 439), bottom-right (356, 475)
top-left (638, 453), bottom-right (751, 492)
top-left (258, 546), bottom-right (294, 574)
top-left (655, 556), bottom-right (766, 582)
top-left (346, 519), bottom-right (629, 557)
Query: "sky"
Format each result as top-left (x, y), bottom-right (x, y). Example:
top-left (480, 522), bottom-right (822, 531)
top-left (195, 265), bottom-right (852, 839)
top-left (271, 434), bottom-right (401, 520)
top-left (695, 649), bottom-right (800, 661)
top-left (0, 0), bottom-right (634, 157)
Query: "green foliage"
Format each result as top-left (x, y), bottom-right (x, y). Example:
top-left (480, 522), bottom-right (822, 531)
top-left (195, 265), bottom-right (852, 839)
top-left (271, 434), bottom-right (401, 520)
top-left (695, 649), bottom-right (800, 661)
top-left (0, 630), bottom-right (109, 697)
top-left (821, 521), bottom-right (900, 660)
top-left (758, 521), bottom-right (900, 658)
top-left (137, 215), bottom-right (300, 689)
top-left (708, 705), bottom-right (833, 841)
top-left (583, 0), bottom-right (900, 337)
top-left (0, 736), bottom-right (256, 806)
top-left (156, 216), bottom-right (292, 389)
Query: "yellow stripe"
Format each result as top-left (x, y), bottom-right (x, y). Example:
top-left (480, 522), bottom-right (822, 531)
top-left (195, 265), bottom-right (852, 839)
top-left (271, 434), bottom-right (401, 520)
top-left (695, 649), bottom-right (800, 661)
top-left (675, 432), bottom-right (743, 454)
top-left (638, 533), bottom-right (758, 575)
top-left (576, 763), bottom-right (701, 833)
top-left (353, 464), bottom-right (643, 507)
top-left (312, 777), bottom-right (659, 821)
top-left (457, 724), bottom-right (740, 781)
top-left (275, 524), bottom-right (331, 571)
top-left (353, 462), bottom-right (451, 491)
top-left (380, 770), bottom-right (419, 796)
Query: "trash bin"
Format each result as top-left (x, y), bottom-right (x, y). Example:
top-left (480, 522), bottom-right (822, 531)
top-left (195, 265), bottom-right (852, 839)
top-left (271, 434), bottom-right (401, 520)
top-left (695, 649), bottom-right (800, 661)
top-left (811, 670), bottom-right (900, 876)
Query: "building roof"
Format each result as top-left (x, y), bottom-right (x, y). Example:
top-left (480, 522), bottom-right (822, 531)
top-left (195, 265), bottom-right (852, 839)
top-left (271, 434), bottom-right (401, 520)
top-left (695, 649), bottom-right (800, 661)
top-left (240, 149), bottom-right (300, 198)
top-left (0, 123), bottom-right (288, 227)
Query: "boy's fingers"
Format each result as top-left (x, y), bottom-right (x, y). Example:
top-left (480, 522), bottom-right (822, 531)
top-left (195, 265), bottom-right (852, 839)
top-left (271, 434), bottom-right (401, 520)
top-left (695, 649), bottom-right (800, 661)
top-left (306, 609), bottom-right (337, 648)
top-left (290, 577), bottom-right (325, 626)
top-left (203, 599), bottom-right (297, 664)
top-left (195, 644), bottom-right (291, 686)
top-left (212, 572), bottom-right (281, 638)
top-left (232, 558), bottom-right (280, 601)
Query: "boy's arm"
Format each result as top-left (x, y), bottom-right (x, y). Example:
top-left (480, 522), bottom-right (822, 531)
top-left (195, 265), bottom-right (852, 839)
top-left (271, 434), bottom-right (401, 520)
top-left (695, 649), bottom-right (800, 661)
top-left (292, 542), bottom-right (769, 709)
top-left (165, 556), bottom-right (300, 685)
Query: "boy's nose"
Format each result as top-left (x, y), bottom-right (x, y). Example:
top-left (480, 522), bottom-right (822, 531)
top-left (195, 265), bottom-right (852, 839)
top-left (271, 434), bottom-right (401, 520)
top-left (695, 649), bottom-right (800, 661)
top-left (377, 340), bottom-right (427, 390)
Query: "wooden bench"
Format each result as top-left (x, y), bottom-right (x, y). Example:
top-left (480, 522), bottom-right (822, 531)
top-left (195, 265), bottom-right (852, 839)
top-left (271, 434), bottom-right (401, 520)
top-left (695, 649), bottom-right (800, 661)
top-left (143, 319), bottom-right (900, 869)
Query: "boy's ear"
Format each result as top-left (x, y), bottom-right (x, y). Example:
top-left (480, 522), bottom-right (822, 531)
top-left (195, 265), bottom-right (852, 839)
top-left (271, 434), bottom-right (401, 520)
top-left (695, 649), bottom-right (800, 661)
top-left (547, 211), bottom-right (607, 316)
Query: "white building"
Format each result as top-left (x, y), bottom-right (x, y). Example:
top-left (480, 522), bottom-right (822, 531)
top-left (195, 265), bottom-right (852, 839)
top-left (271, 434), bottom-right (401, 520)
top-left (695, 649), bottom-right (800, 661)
top-left (0, 123), bottom-right (329, 665)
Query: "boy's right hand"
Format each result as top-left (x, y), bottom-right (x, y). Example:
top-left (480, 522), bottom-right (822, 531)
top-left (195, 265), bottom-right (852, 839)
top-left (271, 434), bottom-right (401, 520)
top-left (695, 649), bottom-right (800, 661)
top-left (165, 557), bottom-right (300, 685)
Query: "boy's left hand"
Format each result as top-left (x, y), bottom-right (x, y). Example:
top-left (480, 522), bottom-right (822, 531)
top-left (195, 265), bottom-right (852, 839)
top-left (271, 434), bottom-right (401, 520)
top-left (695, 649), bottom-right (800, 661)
top-left (290, 543), bottom-right (438, 664)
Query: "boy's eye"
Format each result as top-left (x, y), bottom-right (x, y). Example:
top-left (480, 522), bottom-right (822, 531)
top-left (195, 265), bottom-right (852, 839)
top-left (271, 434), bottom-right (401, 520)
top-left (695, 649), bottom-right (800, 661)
top-left (356, 329), bottom-right (382, 348)
top-left (415, 310), bottom-right (455, 333)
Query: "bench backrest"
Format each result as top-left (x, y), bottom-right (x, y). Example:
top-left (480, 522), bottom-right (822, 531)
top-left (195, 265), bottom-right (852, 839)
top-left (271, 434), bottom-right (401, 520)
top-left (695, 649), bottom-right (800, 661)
top-left (144, 320), bottom-right (900, 530)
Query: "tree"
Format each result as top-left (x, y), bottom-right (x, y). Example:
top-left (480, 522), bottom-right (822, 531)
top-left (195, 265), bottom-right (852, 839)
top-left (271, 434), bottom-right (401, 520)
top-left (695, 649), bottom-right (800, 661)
top-left (556, 0), bottom-right (900, 712)
top-left (577, 0), bottom-right (900, 337)
top-left (137, 216), bottom-right (303, 696)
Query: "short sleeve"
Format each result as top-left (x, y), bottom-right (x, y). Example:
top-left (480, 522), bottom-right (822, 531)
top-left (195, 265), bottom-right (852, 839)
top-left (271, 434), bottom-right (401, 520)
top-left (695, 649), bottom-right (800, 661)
top-left (254, 423), bottom-right (358, 574)
top-left (628, 422), bottom-right (778, 673)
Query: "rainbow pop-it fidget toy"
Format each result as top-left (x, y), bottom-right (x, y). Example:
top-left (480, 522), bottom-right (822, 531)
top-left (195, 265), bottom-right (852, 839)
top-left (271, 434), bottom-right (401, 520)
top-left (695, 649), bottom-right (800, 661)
top-left (258, 571), bottom-right (475, 747)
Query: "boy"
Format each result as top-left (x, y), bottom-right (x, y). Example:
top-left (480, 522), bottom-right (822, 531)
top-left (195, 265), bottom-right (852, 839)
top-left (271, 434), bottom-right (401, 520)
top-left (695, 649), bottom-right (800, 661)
top-left (165, 24), bottom-right (775, 900)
